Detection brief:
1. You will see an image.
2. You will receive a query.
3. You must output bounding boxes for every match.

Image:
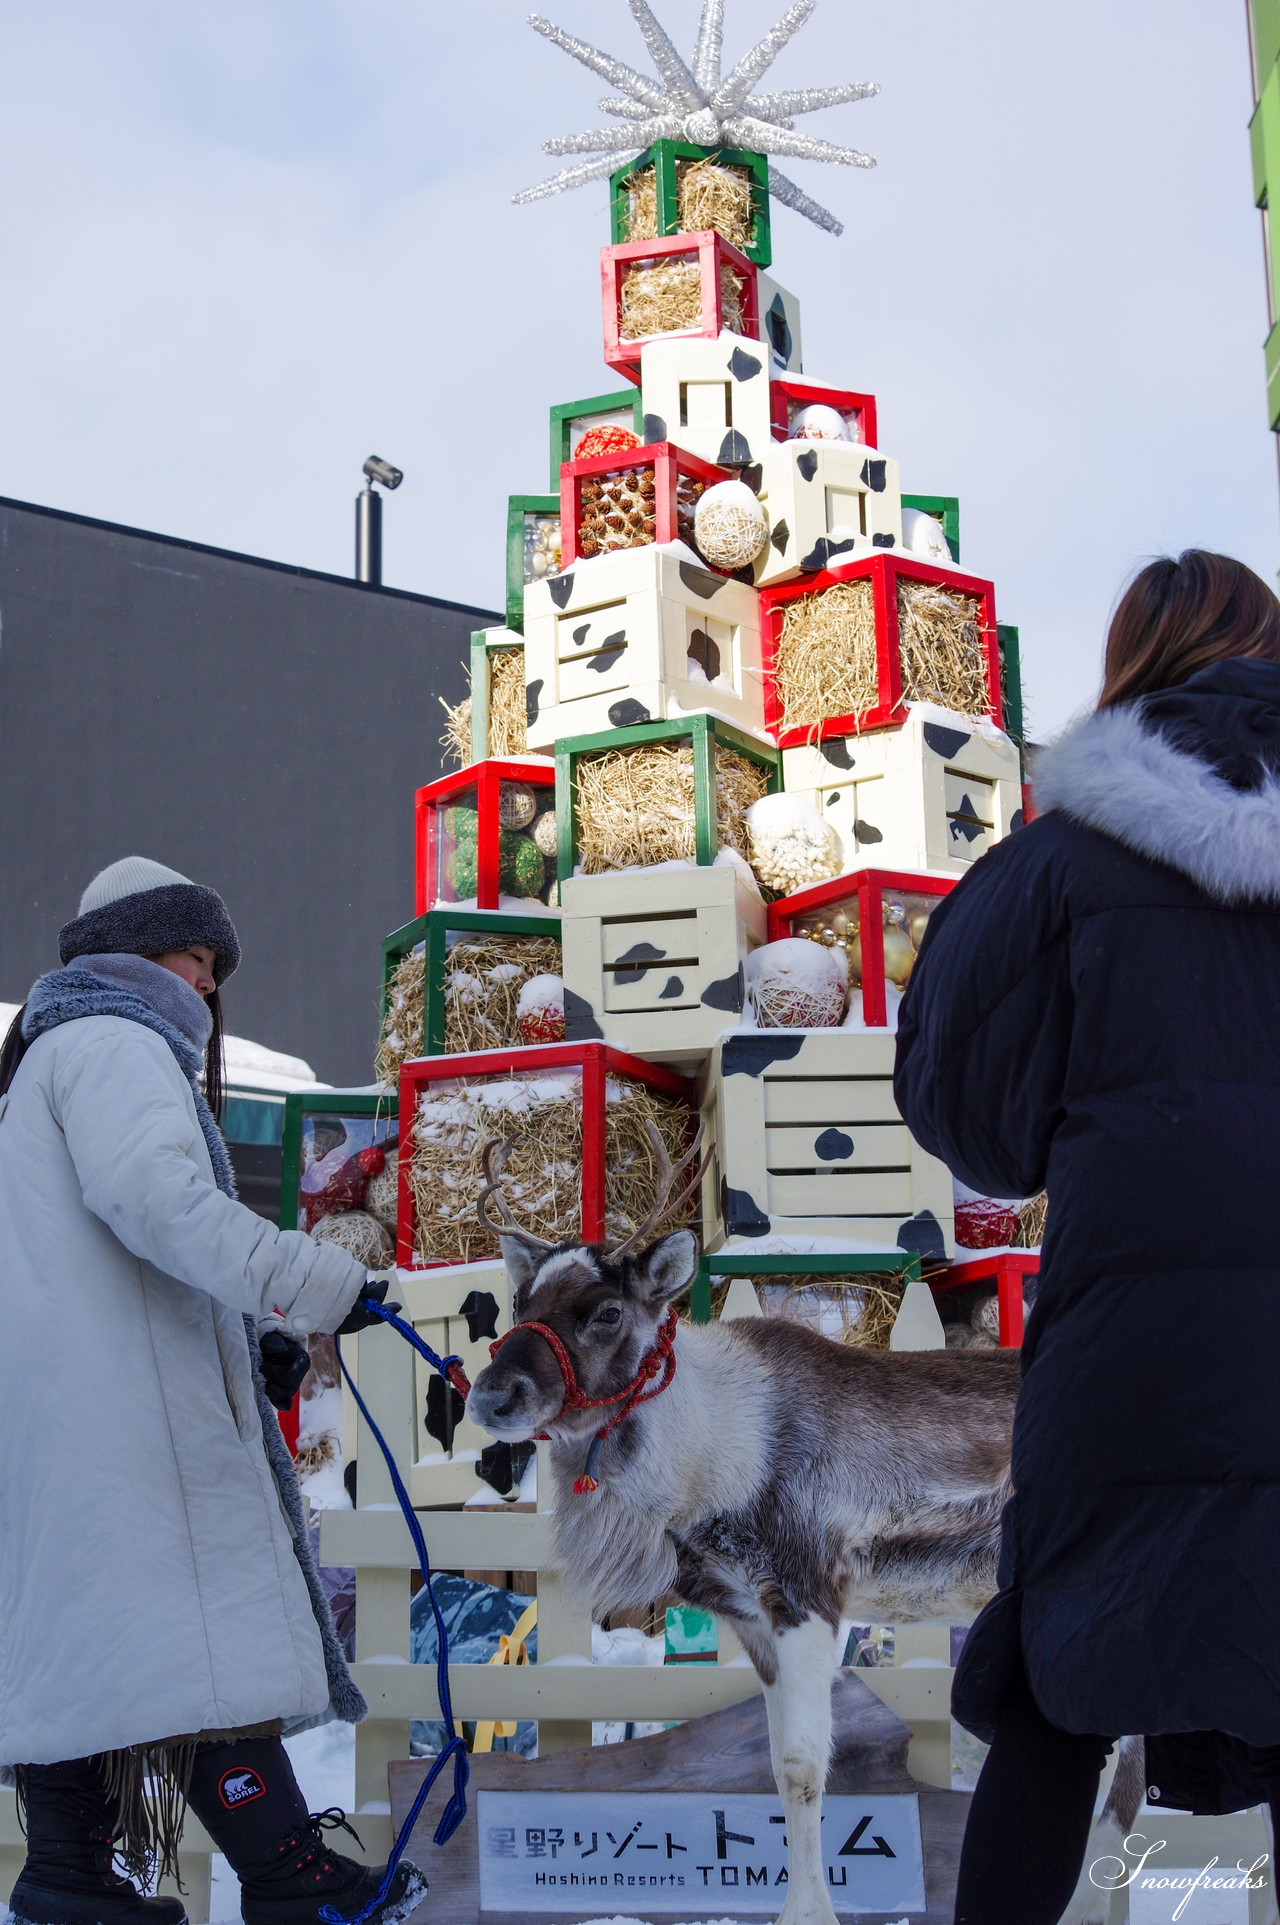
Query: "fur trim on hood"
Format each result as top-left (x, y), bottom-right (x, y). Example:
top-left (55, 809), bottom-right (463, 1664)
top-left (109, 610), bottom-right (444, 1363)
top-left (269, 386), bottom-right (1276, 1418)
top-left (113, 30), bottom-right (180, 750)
top-left (1033, 700), bottom-right (1280, 906)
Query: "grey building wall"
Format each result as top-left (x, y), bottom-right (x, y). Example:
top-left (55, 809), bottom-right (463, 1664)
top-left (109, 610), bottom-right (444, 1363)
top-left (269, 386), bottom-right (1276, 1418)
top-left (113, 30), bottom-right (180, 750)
top-left (0, 497), bottom-right (497, 1085)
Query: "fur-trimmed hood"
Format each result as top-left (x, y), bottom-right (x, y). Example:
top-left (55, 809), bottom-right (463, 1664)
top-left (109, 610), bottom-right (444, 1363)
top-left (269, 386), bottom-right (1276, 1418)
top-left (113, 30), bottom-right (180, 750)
top-left (1032, 659), bottom-right (1280, 906)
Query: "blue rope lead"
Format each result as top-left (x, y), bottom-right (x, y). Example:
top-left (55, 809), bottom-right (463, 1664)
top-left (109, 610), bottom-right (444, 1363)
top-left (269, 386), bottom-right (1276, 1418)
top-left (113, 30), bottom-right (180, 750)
top-left (319, 1304), bottom-right (471, 1923)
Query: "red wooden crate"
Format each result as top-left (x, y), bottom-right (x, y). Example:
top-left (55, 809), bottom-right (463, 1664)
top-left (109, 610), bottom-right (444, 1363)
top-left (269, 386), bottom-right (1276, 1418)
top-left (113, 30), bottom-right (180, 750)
top-left (413, 759), bottom-right (556, 915)
top-left (767, 868), bottom-right (956, 1027)
top-left (758, 553), bottom-right (1002, 747)
top-left (559, 439), bottom-right (731, 568)
top-left (395, 1042), bottom-right (697, 1269)
top-left (601, 230), bottom-right (760, 383)
top-left (931, 1251), bottom-right (1040, 1347)
top-left (770, 378), bottom-right (878, 449)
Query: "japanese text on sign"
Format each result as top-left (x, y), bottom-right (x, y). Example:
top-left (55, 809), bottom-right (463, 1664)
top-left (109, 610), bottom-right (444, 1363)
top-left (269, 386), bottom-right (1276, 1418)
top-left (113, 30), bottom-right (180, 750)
top-left (476, 1790), bottom-right (925, 1914)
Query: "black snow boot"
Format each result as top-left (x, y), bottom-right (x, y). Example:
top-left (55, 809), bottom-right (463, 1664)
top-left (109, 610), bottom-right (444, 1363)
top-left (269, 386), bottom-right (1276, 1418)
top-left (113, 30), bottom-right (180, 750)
top-left (185, 1738), bottom-right (426, 1925)
top-left (9, 1758), bottom-right (188, 1925)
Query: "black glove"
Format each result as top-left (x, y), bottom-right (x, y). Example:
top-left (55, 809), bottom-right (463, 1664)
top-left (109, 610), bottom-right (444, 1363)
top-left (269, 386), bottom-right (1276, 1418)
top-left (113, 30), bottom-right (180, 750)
top-left (259, 1329), bottom-right (312, 1412)
top-left (336, 1275), bottom-right (402, 1337)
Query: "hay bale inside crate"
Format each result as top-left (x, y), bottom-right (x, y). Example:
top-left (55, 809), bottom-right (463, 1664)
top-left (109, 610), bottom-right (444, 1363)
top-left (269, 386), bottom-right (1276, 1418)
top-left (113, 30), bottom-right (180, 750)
top-left (575, 739), bottom-right (771, 873)
top-left (621, 156), bottom-right (755, 253)
top-left (377, 931), bottom-right (564, 1087)
top-left (702, 1271), bottom-right (907, 1347)
top-left (438, 645), bottom-right (529, 769)
top-left (773, 575), bottom-right (991, 733)
top-left (407, 1065), bottom-right (695, 1265)
top-left (619, 257), bottom-right (747, 341)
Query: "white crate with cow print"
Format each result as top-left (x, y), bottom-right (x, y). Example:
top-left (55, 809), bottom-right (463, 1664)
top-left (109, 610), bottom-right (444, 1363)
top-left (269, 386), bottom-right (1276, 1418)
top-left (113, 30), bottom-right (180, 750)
top-left (521, 543), bottom-right (765, 751)
top-left (559, 862), bottom-right (767, 1067)
top-left (396, 1258), bottom-right (514, 1507)
top-left (697, 1029), bottom-right (954, 1256)
top-left (750, 438), bottom-right (904, 587)
top-left (638, 331), bottom-right (777, 468)
top-left (781, 705), bottom-right (1024, 874)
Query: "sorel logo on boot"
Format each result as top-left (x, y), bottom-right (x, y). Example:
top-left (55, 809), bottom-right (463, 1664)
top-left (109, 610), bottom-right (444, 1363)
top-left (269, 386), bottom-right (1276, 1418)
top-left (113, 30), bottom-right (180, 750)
top-left (218, 1767), bottom-right (267, 1809)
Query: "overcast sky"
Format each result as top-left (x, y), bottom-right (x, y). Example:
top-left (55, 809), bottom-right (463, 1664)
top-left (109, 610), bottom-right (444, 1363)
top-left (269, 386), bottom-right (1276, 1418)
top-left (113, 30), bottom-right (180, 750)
top-left (0, 0), bottom-right (1269, 738)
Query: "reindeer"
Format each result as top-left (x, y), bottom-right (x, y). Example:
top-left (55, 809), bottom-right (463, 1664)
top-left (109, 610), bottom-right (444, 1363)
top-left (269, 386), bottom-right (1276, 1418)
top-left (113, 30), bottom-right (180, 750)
top-left (466, 1128), bottom-right (1147, 1925)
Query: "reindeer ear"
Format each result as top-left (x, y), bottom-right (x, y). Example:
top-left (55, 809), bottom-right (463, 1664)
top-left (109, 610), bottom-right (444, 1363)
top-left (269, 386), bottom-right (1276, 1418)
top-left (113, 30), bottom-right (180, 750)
top-left (632, 1230), bottom-right (698, 1306)
top-left (499, 1233), bottom-right (547, 1295)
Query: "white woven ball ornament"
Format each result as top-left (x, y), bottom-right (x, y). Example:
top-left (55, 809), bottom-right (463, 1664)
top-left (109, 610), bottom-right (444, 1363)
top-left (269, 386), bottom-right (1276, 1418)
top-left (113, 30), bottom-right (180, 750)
top-left (312, 1208), bottom-right (392, 1268)
top-left (531, 809), bottom-right (558, 857)
top-left (791, 403), bottom-right (851, 442)
top-left (498, 782), bottom-right (538, 830)
top-left (748, 937), bottom-right (847, 1029)
top-left (693, 480), bottom-right (768, 569)
top-left (365, 1161), bottom-right (399, 1232)
top-left (745, 792), bottom-right (843, 895)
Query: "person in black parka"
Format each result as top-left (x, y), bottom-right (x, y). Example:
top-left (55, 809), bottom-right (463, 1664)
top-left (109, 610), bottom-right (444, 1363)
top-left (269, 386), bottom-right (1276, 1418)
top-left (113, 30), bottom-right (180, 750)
top-left (894, 551), bottom-right (1280, 1923)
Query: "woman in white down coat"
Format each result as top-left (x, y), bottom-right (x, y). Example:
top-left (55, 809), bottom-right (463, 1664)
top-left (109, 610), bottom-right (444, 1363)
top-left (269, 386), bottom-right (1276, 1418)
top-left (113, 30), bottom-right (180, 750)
top-left (0, 857), bottom-right (426, 1925)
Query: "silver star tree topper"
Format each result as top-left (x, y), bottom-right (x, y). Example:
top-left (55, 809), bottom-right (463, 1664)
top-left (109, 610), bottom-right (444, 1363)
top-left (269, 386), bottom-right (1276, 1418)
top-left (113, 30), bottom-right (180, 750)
top-left (515, 0), bottom-right (877, 237)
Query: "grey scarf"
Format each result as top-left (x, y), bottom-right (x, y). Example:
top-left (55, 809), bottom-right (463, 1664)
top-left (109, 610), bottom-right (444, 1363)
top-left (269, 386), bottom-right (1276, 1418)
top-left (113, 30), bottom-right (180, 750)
top-left (20, 959), bottom-right (366, 1730)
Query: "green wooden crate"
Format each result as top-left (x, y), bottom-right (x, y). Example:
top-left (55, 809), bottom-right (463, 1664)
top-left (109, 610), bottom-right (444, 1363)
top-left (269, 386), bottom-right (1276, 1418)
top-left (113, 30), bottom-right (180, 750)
top-left (548, 387), bottom-right (645, 491)
top-left (997, 623), bottom-right (1026, 771)
top-left (610, 141), bottom-right (773, 268)
top-left (554, 713), bottom-right (781, 886)
top-left (380, 908), bottom-right (564, 1060)
top-left (901, 493), bottom-right (961, 564)
top-left (279, 1089), bottom-right (397, 1233)
top-left (689, 1249), bottom-right (923, 1325)
top-left (467, 627), bottom-right (528, 764)
top-left (505, 495), bottom-right (562, 635)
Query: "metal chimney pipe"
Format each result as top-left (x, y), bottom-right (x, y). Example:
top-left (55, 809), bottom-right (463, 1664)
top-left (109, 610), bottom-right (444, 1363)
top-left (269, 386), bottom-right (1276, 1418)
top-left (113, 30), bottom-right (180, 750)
top-left (355, 486), bottom-right (382, 586)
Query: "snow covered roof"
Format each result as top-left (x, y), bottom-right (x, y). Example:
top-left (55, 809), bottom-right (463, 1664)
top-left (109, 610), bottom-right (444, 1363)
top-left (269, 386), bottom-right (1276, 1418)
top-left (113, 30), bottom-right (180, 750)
top-left (0, 1001), bottom-right (326, 1095)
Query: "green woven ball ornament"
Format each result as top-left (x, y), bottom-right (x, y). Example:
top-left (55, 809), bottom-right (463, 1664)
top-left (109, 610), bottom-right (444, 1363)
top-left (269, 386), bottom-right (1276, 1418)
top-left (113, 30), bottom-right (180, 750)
top-left (499, 831), bottom-right (547, 899)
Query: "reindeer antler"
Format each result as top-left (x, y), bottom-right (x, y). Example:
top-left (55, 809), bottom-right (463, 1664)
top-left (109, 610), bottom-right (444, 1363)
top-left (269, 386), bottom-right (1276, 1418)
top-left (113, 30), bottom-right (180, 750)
top-left (608, 1119), bottom-right (713, 1261)
top-left (475, 1136), bottom-right (557, 1250)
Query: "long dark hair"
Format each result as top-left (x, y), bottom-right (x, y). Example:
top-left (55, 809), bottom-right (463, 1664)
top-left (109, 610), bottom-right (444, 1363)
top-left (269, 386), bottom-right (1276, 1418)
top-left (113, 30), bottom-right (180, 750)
top-left (0, 983), bottom-right (227, 1116)
top-left (1099, 550), bottom-right (1280, 709)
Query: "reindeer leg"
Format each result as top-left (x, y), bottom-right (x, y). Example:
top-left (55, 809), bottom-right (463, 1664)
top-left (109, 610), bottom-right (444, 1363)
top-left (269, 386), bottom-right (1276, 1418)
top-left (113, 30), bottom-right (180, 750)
top-left (1056, 1735), bottom-right (1144, 1925)
top-left (765, 1615), bottom-right (842, 1925)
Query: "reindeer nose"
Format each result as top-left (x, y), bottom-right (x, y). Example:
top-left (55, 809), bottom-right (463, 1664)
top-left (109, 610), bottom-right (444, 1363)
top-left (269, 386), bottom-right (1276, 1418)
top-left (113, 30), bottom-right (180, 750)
top-left (469, 1367), bottom-right (540, 1437)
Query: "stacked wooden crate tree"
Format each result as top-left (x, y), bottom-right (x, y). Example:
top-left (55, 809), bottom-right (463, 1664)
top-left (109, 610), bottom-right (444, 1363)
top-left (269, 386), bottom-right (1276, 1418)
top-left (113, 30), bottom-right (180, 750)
top-left (333, 134), bottom-right (1041, 1462)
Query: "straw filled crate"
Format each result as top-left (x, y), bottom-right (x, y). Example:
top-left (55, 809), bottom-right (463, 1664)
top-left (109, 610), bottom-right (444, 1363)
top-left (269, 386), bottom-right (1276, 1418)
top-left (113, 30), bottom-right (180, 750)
top-left (505, 496), bottom-right (562, 633)
top-left (439, 627), bottom-right (531, 767)
top-left (689, 1248), bottom-right (924, 1349)
top-left (610, 141), bottom-right (773, 267)
top-left (559, 439), bottom-right (730, 568)
top-left (279, 1089), bottom-right (399, 1271)
top-left (377, 908), bottom-right (564, 1089)
top-left (396, 1258), bottom-right (517, 1506)
top-left (637, 330), bottom-right (776, 468)
top-left (749, 440), bottom-right (903, 587)
top-left (766, 868), bottom-right (956, 1027)
top-left (413, 759), bottom-right (557, 914)
top-left (931, 1251), bottom-right (1041, 1350)
top-left (554, 712), bottom-right (780, 885)
top-left (522, 547), bottom-right (767, 750)
top-left (559, 861), bottom-right (767, 1067)
top-left (697, 1029), bottom-right (954, 1255)
top-left (395, 1042), bottom-right (698, 1269)
top-left (780, 706), bottom-right (1025, 874)
top-left (770, 378), bottom-right (878, 449)
top-left (548, 387), bottom-right (644, 488)
top-left (759, 553), bottom-right (1002, 747)
top-left (601, 231), bottom-right (760, 382)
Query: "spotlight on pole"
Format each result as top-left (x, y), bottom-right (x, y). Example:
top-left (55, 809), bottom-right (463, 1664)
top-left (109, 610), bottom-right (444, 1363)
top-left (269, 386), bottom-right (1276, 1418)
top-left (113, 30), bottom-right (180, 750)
top-left (355, 455), bottom-right (403, 586)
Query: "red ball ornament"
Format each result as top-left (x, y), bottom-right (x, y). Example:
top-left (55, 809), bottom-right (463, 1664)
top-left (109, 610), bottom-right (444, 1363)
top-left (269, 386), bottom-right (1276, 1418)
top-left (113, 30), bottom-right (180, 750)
top-left (574, 425), bottom-right (641, 460)
top-left (954, 1198), bottom-right (1021, 1249)
top-left (518, 1008), bottom-right (566, 1045)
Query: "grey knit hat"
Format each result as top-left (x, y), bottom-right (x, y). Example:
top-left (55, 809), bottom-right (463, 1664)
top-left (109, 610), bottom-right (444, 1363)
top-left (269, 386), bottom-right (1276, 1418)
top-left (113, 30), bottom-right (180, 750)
top-left (59, 856), bottom-right (241, 985)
